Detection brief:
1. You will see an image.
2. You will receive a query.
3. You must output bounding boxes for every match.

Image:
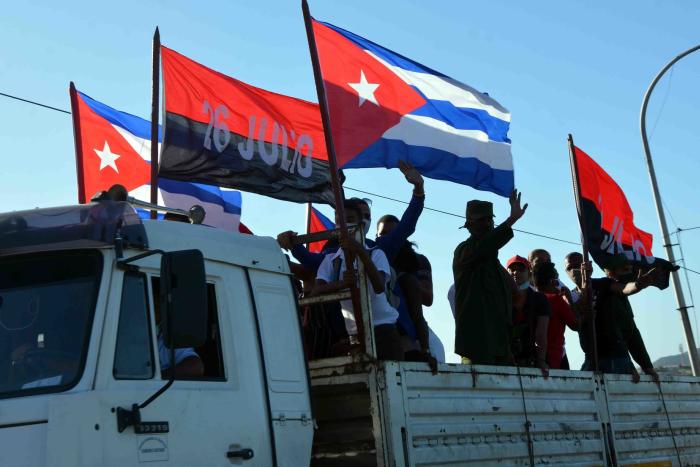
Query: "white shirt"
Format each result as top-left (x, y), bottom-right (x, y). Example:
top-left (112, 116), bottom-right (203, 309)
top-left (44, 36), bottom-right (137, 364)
top-left (428, 326), bottom-right (445, 363)
top-left (447, 284), bottom-right (456, 318)
top-left (316, 247), bottom-right (399, 335)
top-left (158, 335), bottom-right (199, 371)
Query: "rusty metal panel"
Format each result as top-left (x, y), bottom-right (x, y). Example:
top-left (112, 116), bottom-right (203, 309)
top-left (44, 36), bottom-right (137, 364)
top-left (385, 363), bottom-right (608, 466)
top-left (604, 374), bottom-right (700, 466)
top-left (309, 357), bottom-right (388, 467)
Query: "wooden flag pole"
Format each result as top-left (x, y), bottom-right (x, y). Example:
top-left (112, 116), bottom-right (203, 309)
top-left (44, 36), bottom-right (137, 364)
top-left (149, 27), bottom-right (161, 219)
top-left (567, 134), bottom-right (598, 373)
top-left (69, 82), bottom-right (87, 204)
top-left (306, 202), bottom-right (313, 245)
top-left (302, 0), bottom-right (369, 356)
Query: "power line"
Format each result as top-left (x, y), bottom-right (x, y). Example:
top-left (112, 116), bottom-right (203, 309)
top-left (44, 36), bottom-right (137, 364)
top-left (345, 185), bottom-right (582, 246)
top-left (0, 89), bottom-right (584, 247)
top-left (681, 265), bottom-right (700, 276)
top-left (676, 226), bottom-right (700, 234)
top-left (0, 92), bottom-right (71, 115)
top-left (0, 89), bottom-right (690, 252)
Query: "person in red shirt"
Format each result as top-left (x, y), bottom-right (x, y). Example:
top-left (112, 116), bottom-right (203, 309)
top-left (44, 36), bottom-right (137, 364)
top-left (533, 262), bottom-right (579, 370)
top-left (507, 255), bottom-right (549, 375)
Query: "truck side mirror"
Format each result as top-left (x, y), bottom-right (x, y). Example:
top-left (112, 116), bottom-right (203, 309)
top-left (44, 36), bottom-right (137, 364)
top-left (160, 249), bottom-right (208, 349)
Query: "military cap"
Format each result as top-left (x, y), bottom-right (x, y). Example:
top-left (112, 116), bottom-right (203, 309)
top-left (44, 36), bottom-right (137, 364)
top-left (462, 200), bottom-right (494, 226)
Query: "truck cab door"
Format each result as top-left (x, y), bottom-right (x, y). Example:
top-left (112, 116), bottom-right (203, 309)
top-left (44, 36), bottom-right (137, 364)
top-left (247, 269), bottom-right (314, 467)
top-left (93, 261), bottom-right (274, 466)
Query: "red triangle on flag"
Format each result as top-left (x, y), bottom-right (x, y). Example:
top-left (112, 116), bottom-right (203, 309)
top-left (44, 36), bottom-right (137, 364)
top-left (312, 20), bottom-right (426, 167)
top-left (75, 94), bottom-right (151, 201)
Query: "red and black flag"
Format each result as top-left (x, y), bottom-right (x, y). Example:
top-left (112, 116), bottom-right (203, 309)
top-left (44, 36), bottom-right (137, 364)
top-left (159, 47), bottom-right (334, 205)
top-left (571, 144), bottom-right (677, 288)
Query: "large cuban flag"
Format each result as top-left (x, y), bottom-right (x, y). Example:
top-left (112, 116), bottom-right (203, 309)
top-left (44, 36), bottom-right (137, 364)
top-left (310, 19), bottom-right (514, 197)
top-left (70, 87), bottom-right (244, 232)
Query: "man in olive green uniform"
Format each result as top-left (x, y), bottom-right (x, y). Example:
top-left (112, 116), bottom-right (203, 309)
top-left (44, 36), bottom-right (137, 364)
top-left (453, 190), bottom-right (528, 365)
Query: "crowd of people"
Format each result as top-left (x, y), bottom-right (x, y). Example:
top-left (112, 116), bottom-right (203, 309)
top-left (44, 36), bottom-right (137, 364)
top-left (277, 163), bottom-right (661, 381)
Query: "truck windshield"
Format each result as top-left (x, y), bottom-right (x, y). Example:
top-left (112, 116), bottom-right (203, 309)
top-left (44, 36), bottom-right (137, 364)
top-left (0, 250), bottom-right (102, 398)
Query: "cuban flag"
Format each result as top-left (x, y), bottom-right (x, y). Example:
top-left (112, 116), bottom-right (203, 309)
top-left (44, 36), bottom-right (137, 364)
top-left (307, 206), bottom-right (335, 253)
top-left (310, 19), bottom-right (514, 197)
top-left (70, 86), bottom-right (244, 232)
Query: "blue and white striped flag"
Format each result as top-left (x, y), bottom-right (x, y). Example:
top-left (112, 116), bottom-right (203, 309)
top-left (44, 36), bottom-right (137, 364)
top-left (311, 19), bottom-right (514, 197)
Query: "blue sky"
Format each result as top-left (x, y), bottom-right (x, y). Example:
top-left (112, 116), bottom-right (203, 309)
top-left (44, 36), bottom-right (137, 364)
top-left (1, 0), bottom-right (699, 367)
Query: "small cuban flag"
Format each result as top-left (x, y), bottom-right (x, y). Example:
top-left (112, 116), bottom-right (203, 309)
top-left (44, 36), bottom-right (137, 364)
top-left (308, 205), bottom-right (335, 253)
top-left (309, 17), bottom-right (514, 197)
top-left (69, 85), bottom-right (245, 232)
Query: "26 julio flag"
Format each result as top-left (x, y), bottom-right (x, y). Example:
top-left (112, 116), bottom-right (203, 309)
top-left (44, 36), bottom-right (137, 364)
top-left (308, 206), bottom-right (335, 253)
top-left (69, 86), bottom-right (245, 232)
top-left (572, 144), bottom-right (677, 288)
top-left (307, 15), bottom-right (514, 197)
top-left (159, 47), bottom-right (334, 205)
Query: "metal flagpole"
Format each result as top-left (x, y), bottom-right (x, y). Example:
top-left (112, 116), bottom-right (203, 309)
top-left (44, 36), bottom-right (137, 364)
top-left (567, 134), bottom-right (598, 372)
top-left (640, 44), bottom-right (700, 376)
top-left (301, 0), bottom-right (371, 356)
top-left (149, 27), bottom-right (161, 220)
top-left (68, 82), bottom-right (87, 204)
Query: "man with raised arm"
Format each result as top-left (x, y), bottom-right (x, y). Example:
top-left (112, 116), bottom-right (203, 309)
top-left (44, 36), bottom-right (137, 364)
top-left (453, 190), bottom-right (528, 365)
top-left (276, 161), bottom-right (425, 272)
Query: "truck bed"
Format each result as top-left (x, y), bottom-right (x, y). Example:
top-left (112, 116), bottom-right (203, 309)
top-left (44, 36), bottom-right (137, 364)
top-left (309, 357), bottom-right (700, 466)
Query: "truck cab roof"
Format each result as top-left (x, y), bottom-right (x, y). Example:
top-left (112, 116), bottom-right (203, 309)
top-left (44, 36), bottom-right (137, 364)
top-left (0, 201), bottom-right (289, 275)
top-left (141, 218), bottom-right (289, 274)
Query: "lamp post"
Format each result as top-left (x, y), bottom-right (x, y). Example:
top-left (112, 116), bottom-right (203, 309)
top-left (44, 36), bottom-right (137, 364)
top-left (640, 44), bottom-right (700, 376)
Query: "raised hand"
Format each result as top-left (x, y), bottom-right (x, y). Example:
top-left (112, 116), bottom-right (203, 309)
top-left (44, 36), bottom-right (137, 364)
top-left (508, 189), bottom-right (528, 224)
top-left (398, 160), bottom-right (424, 189)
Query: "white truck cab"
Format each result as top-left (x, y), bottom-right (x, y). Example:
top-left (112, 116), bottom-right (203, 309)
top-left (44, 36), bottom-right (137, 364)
top-left (2, 199), bottom-right (700, 467)
top-left (0, 201), bottom-right (312, 466)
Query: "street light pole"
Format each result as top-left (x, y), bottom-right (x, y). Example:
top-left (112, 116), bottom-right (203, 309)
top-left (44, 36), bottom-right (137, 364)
top-left (640, 44), bottom-right (700, 376)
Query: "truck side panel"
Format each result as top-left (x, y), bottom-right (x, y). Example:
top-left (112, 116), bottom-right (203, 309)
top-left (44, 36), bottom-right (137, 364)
top-left (386, 363), bottom-right (608, 466)
top-left (604, 374), bottom-right (700, 466)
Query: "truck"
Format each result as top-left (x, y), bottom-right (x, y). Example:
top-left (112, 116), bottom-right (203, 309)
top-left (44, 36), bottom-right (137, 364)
top-left (1, 195), bottom-right (699, 466)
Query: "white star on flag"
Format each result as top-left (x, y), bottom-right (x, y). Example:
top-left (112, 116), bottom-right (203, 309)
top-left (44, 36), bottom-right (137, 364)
top-left (94, 141), bottom-right (120, 173)
top-left (348, 70), bottom-right (380, 107)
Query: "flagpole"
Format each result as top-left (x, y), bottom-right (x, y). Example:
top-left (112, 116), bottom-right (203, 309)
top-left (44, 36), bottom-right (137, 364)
top-left (302, 0), bottom-right (368, 355)
top-left (567, 134), bottom-right (598, 373)
top-left (149, 27), bottom-right (161, 219)
top-left (306, 202), bottom-right (312, 237)
top-left (306, 202), bottom-right (315, 252)
top-left (69, 82), bottom-right (87, 204)
top-left (640, 45), bottom-right (700, 376)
